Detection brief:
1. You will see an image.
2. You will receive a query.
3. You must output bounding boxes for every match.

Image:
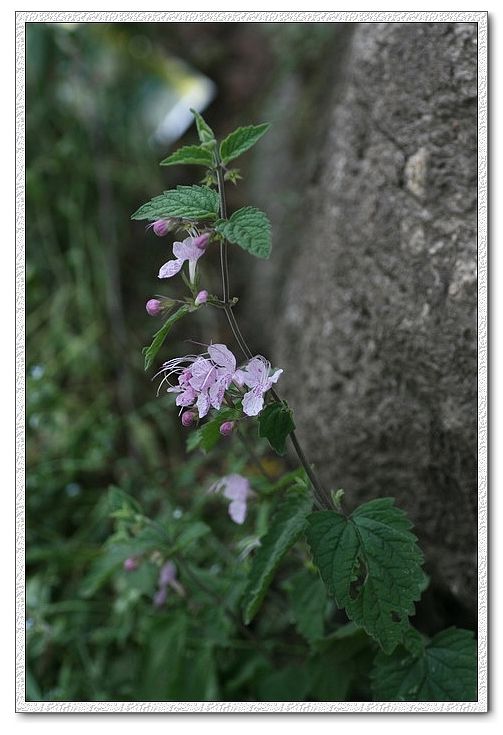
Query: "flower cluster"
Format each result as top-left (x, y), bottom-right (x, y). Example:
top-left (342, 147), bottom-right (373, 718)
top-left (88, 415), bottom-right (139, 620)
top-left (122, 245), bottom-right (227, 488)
top-left (157, 344), bottom-right (282, 421)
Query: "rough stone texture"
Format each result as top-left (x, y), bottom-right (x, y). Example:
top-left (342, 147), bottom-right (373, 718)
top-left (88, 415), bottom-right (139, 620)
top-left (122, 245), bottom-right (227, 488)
top-left (248, 23), bottom-right (478, 613)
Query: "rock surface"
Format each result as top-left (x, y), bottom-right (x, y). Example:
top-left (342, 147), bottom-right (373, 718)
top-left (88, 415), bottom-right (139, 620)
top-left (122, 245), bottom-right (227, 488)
top-left (248, 22), bottom-right (478, 613)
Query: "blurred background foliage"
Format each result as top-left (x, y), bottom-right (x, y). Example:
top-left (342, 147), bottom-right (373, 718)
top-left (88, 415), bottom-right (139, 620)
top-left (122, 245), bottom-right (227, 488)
top-left (26, 21), bottom-right (366, 702)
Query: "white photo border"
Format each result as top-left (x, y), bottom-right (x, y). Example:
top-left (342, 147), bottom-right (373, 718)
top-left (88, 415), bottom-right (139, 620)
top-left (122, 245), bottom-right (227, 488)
top-left (15, 9), bottom-right (488, 714)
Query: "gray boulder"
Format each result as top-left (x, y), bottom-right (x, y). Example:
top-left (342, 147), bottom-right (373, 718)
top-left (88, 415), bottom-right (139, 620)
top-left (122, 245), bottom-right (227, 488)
top-left (247, 22), bottom-right (478, 613)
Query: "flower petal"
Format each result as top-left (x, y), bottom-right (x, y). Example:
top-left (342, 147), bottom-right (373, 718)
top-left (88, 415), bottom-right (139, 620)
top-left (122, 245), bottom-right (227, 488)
top-left (196, 391), bottom-right (211, 418)
top-left (159, 259), bottom-right (183, 278)
top-left (221, 474), bottom-right (250, 501)
top-left (208, 344), bottom-right (237, 372)
top-left (242, 387), bottom-right (265, 417)
top-left (175, 387), bottom-right (197, 407)
top-left (242, 356), bottom-right (268, 388)
top-left (269, 368), bottom-right (283, 385)
top-left (228, 499), bottom-right (247, 525)
top-left (189, 358), bottom-right (216, 391)
top-left (173, 237), bottom-right (205, 263)
top-left (209, 379), bottom-right (226, 410)
top-left (233, 369), bottom-right (247, 388)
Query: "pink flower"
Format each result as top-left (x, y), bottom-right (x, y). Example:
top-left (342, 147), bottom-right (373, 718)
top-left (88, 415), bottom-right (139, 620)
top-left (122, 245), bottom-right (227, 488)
top-left (239, 357), bottom-right (283, 416)
top-left (158, 234), bottom-right (210, 284)
top-left (158, 344), bottom-right (239, 419)
top-left (156, 346), bottom-right (283, 421)
top-left (210, 474), bottom-right (252, 524)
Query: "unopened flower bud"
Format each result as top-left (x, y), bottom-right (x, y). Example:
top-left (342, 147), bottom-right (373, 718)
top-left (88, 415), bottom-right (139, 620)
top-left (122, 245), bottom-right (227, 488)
top-left (195, 289), bottom-right (208, 306)
top-left (146, 298), bottom-right (162, 316)
top-left (181, 411), bottom-right (196, 427)
top-left (193, 233), bottom-right (210, 250)
top-left (219, 421), bottom-right (235, 437)
top-left (153, 219), bottom-right (171, 237)
top-left (123, 557), bottom-right (139, 572)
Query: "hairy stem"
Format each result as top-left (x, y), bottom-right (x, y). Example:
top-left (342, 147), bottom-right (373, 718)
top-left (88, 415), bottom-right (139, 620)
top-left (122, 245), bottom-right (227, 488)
top-left (214, 158), bottom-right (329, 510)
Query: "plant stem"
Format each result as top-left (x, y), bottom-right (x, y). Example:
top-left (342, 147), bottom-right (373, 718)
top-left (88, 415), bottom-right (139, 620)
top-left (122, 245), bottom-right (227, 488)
top-left (214, 157), bottom-right (329, 509)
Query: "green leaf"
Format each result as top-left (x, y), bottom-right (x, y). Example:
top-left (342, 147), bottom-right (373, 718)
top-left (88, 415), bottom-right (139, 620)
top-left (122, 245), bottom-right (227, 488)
top-left (107, 485), bottom-right (143, 517)
top-left (160, 145), bottom-right (214, 168)
top-left (131, 185), bottom-right (219, 222)
top-left (143, 304), bottom-right (190, 371)
top-left (215, 206), bottom-right (271, 259)
top-left (220, 123), bottom-right (271, 164)
top-left (139, 615), bottom-right (187, 700)
top-left (191, 108), bottom-right (215, 144)
top-left (258, 401), bottom-right (295, 455)
top-left (285, 568), bottom-right (326, 644)
top-left (186, 407), bottom-right (241, 453)
top-left (168, 521), bottom-right (211, 554)
top-left (242, 491), bottom-right (312, 625)
top-left (306, 498), bottom-right (425, 654)
top-left (371, 628), bottom-right (477, 702)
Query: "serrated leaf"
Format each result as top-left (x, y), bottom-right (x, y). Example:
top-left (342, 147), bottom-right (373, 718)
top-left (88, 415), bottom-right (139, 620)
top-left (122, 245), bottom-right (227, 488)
top-left (258, 401), bottom-right (295, 455)
top-left (220, 123), bottom-right (271, 164)
top-left (186, 408), bottom-right (241, 453)
top-left (371, 627), bottom-right (477, 702)
top-left (215, 206), bottom-right (271, 259)
top-left (160, 145), bottom-right (213, 168)
top-left (131, 185), bottom-right (219, 222)
top-left (143, 304), bottom-right (190, 371)
top-left (242, 491), bottom-right (312, 625)
top-left (306, 498), bottom-right (425, 654)
top-left (191, 108), bottom-right (215, 144)
top-left (285, 568), bottom-right (326, 644)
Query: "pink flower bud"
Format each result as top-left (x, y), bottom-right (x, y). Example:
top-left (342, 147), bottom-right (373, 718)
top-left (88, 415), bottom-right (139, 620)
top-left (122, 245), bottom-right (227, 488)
top-left (219, 421), bottom-right (235, 437)
top-left (146, 298), bottom-right (162, 316)
top-left (181, 410), bottom-right (196, 427)
top-left (193, 233), bottom-right (210, 250)
top-left (123, 557), bottom-right (139, 572)
top-left (153, 219), bottom-right (171, 237)
top-left (195, 289), bottom-right (208, 306)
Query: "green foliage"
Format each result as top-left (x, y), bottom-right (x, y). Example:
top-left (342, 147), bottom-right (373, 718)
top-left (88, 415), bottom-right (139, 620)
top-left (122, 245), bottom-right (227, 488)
top-left (219, 123), bottom-right (271, 164)
top-left (142, 304), bottom-right (191, 371)
top-left (242, 491), bottom-right (312, 625)
top-left (131, 185), bottom-right (219, 222)
top-left (284, 568), bottom-right (326, 644)
top-left (306, 498), bottom-right (425, 654)
top-left (371, 628), bottom-right (477, 702)
top-left (160, 145), bottom-right (214, 168)
top-left (258, 401), bottom-right (295, 455)
top-left (215, 206), bottom-right (271, 259)
top-left (191, 108), bottom-right (215, 144)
